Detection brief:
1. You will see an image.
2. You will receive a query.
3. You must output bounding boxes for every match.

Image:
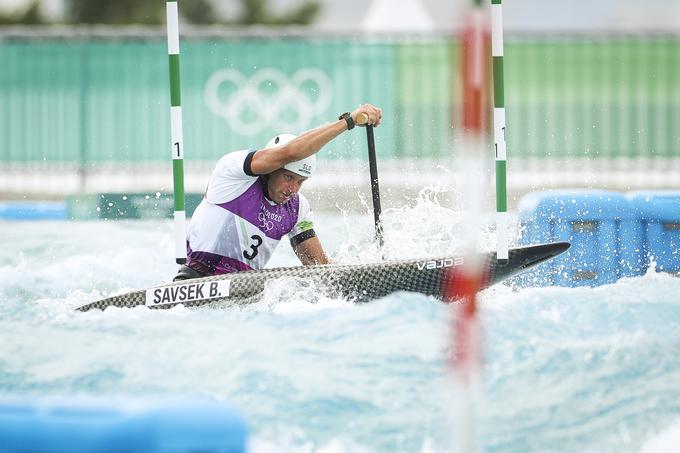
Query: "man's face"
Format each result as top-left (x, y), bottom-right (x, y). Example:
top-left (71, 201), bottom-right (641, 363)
top-left (267, 169), bottom-right (308, 204)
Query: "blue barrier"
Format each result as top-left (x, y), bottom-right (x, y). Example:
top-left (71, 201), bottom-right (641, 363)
top-left (627, 191), bottom-right (680, 273)
top-left (518, 190), bottom-right (638, 287)
top-left (0, 396), bottom-right (248, 453)
top-left (0, 201), bottom-right (66, 220)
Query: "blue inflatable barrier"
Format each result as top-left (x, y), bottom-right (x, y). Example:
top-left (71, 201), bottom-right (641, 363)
top-left (0, 201), bottom-right (66, 220)
top-left (518, 190), bottom-right (638, 287)
top-left (627, 191), bottom-right (680, 274)
top-left (0, 396), bottom-right (248, 453)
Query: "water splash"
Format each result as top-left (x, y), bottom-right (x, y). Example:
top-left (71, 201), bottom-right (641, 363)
top-left (333, 185), bottom-right (503, 264)
top-left (2, 219), bottom-right (679, 452)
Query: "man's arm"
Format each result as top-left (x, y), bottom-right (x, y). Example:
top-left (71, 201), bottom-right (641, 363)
top-left (249, 103), bottom-right (382, 175)
top-left (293, 236), bottom-right (329, 265)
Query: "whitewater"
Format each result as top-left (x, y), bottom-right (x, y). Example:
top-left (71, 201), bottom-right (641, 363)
top-left (1, 193), bottom-right (679, 452)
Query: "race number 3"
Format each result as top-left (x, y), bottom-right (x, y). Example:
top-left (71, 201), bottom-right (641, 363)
top-left (243, 234), bottom-right (263, 260)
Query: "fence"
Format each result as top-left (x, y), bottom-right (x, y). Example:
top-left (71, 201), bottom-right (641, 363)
top-left (1, 28), bottom-right (679, 196)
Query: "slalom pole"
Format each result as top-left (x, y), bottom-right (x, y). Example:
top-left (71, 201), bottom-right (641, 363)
top-left (491, 0), bottom-right (509, 263)
top-left (357, 113), bottom-right (384, 248)
top-left (166, 0), bottom-right (186, 265)
top-left (443, 0), bottom-right (490, 451)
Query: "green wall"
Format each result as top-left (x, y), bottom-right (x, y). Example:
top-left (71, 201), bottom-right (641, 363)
top-left (1, 34), bottom-right (678, 166)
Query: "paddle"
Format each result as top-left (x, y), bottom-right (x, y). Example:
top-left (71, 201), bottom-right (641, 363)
top-left (356, 113), bottom-right (384, 248)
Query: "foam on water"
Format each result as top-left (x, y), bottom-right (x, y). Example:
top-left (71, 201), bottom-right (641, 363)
top-left (1, 194), bottom-right (679, 452)
top-left (640, 419), bottom-right (680, 453)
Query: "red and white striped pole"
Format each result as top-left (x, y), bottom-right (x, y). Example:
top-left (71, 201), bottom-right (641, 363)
top-left (443, 0), bottom-right (490, 451)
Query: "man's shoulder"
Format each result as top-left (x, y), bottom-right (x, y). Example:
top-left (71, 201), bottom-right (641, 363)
top-left (294, 192), bottom-right (312, 213)
top-left (206, 149), bottom-right (259, 203)
top-left (216, 149), bottom-right (256, 168)
top-left (296, 191), bottom-right (310, 203)
top-left (212, 149), bottom-right (259, 181)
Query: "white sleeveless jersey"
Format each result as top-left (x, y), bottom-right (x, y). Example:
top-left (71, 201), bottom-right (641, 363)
top-left (186, 150), bottom-right (315, 274)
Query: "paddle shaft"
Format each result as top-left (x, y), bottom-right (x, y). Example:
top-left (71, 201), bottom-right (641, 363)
top-left (354, 113), bottom-right (383, 247)
top-left (366, 125), bottom-right (383, 247)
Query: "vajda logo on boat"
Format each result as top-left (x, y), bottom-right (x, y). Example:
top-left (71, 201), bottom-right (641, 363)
top-left (416, 257), bottom-right (464, 271)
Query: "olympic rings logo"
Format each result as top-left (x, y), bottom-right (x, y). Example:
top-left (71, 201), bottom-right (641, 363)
top-left (204, 67), bottom-right (333, 136)
top-left (258, 211), bottom-right (275, 231)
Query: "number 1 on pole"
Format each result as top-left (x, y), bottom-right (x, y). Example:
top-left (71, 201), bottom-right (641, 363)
top-left (167, 0), bottom-right (187, 264)
top-left (492, 0), bottom-right (508, 263)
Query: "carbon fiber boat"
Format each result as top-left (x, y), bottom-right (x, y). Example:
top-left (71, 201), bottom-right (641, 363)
top-left (76, 242), bottom-right (569, 312)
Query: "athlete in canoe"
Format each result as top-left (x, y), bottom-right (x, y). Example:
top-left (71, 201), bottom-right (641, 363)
top-left (174, 104), bottom-right (382, 280)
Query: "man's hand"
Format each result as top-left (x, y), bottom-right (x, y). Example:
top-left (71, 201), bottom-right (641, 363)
top-left (351, 104), bottom-right (383, 127)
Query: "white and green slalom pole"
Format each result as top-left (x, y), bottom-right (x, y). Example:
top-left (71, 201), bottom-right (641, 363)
top-left (166, 0), bottom-right (186, 264)
top-left (491, 0), bottom-right (508, 263)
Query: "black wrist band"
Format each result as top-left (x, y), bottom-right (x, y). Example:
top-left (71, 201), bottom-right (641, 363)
top-left (339, 112), bottom-right (355, 130)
